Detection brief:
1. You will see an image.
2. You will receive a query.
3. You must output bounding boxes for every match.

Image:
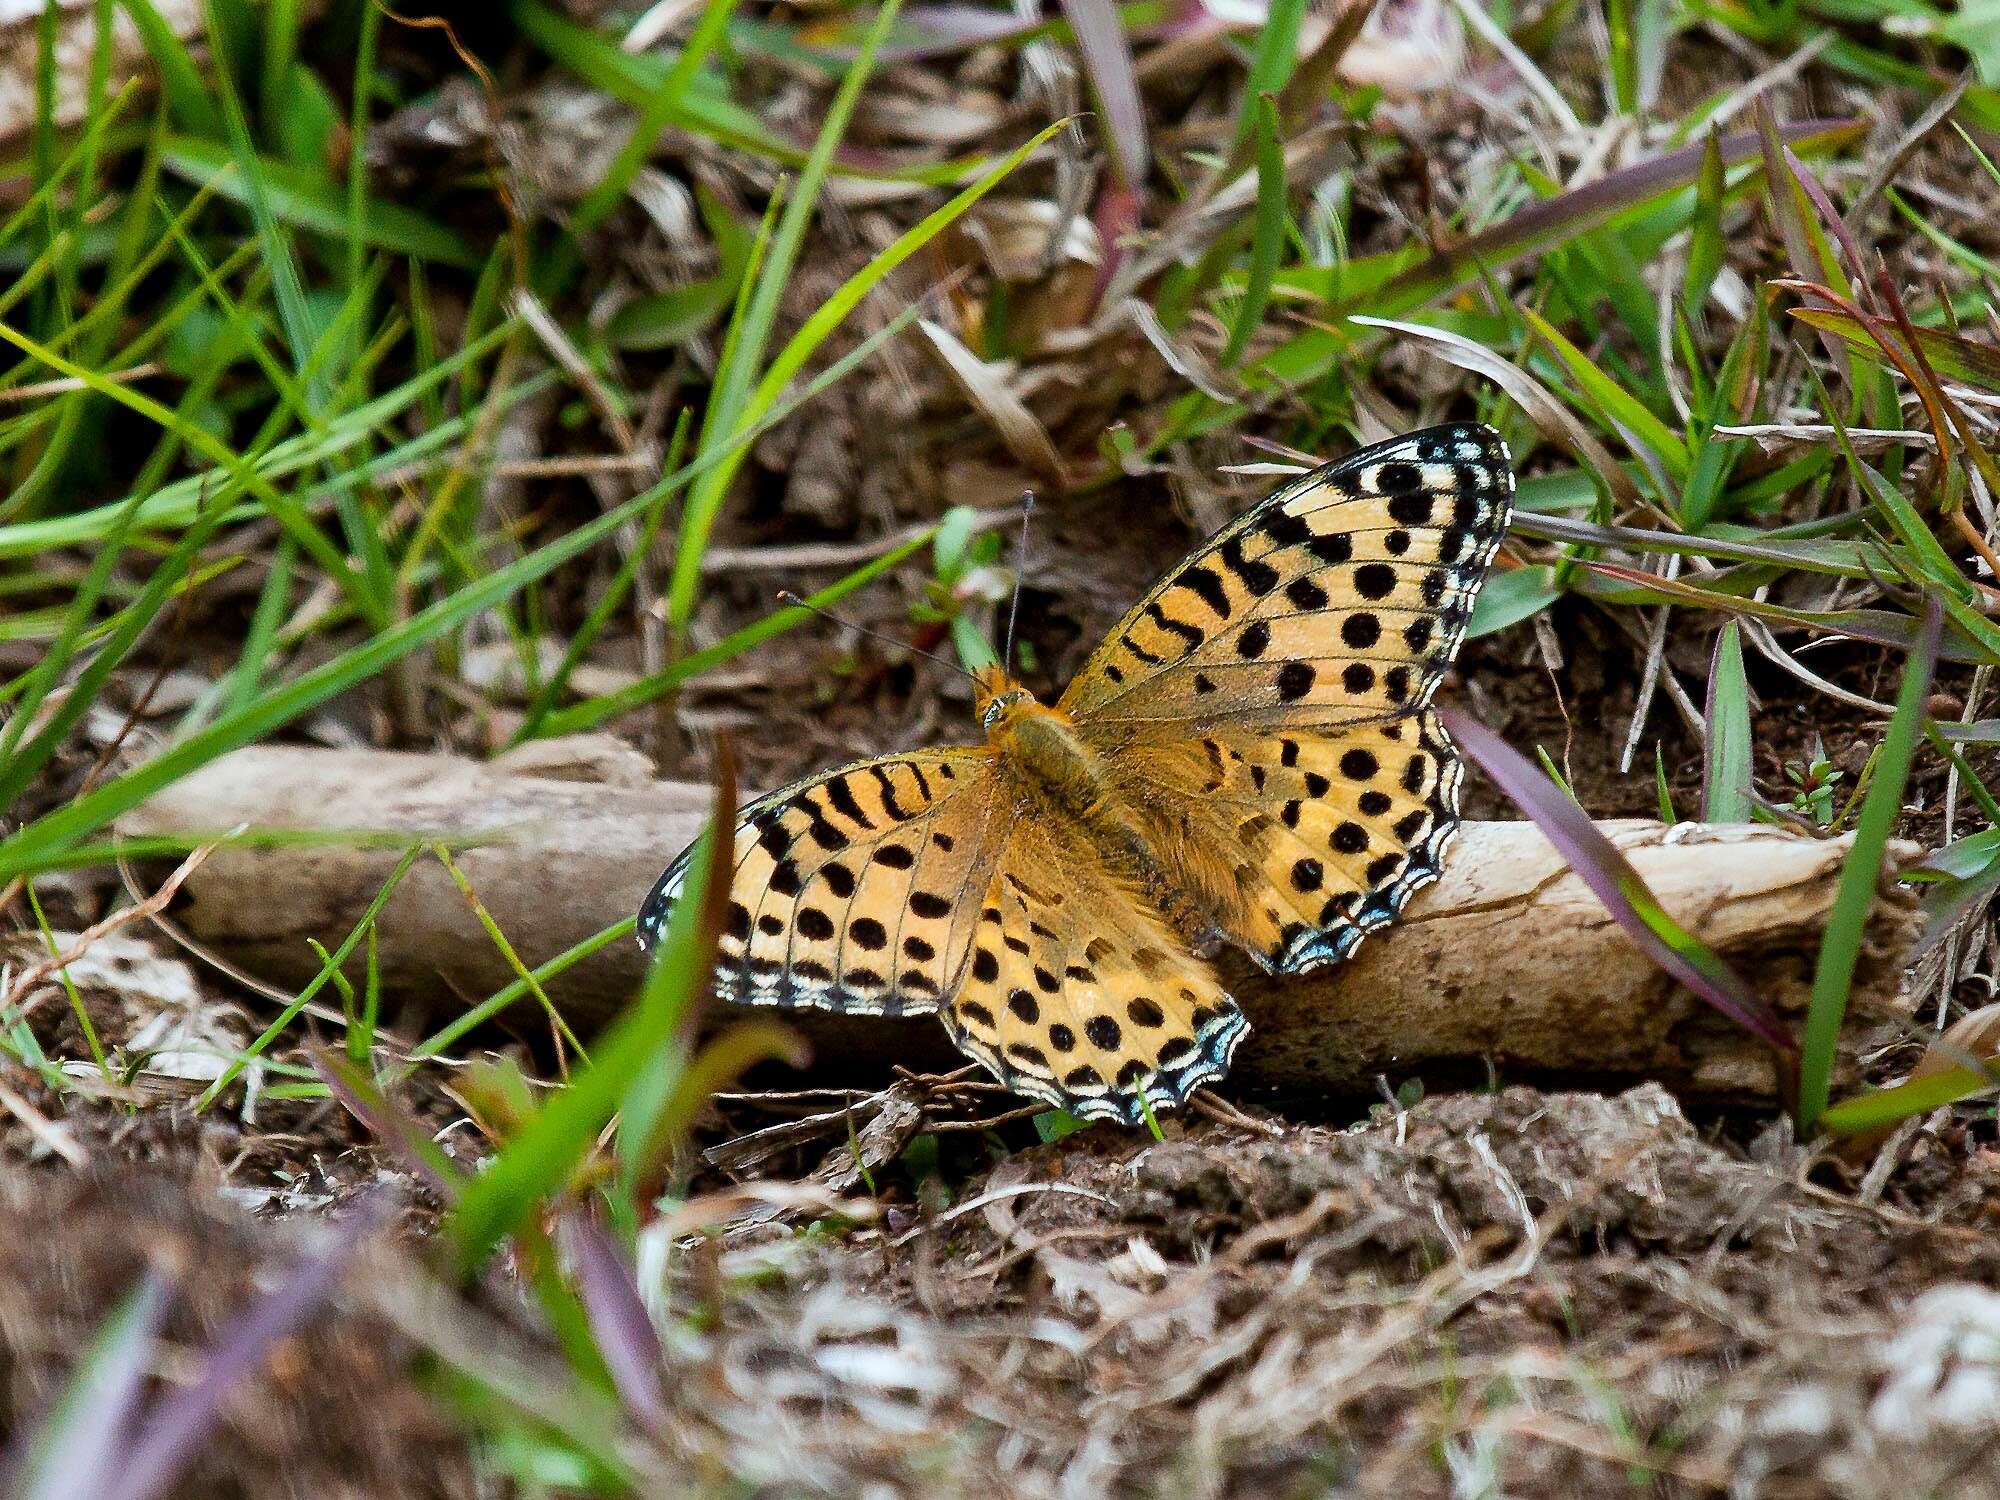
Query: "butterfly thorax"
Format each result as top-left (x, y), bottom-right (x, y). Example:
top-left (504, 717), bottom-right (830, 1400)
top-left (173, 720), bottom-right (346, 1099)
top-left (976, 667), bottom-right (1109, 821)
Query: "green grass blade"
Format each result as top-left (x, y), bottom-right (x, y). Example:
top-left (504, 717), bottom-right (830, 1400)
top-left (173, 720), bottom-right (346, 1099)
top-left (571, 0), bottom-right (742, 238)
top-left (1818, 1063), bottom-right (2000, 1136)
top-left (446, 775), bottom-right (731, 1274)
top-left (116, 0), bottom-right (223, 134)
top-left (1702, 621), bottom-right (1753, 822)
top-left (1339, 117), bottom-right (1863, 321)
top-left (1520, 306), bottom-right (1689, 479)
top-left (1222, 94), bottom-right (1283, 369)
top-left (1684, 129), bottom-right (1725, 321)
top-left (1797, 602), bottom-right (1942, 1134)
top-left (161, 138), bottom-right (478, 266)
top-left (665, 0), bottom-right (904, 638)
top-left (197, 846), bottom-right (426, 1108)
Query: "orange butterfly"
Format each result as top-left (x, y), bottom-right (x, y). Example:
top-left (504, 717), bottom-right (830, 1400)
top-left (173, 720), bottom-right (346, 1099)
top-left (640, 425), bottom-right (1514, 1124)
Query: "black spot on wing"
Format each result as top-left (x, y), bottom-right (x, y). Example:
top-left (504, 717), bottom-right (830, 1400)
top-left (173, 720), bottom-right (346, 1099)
top-left (1180, 564), bottom-right (1232, 619)
top-left (871, 763), bottom-right (910, 821)
top-left (1144, 601), bottom-right (1205, 650)
top-left (1219, 536), bottom-right (1280, 596)
top-left (824, 774), bottom-right (872, 829)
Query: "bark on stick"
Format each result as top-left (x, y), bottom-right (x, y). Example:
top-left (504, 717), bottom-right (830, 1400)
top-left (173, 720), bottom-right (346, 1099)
top-left (117, 738), bottom-right (1919, 1102)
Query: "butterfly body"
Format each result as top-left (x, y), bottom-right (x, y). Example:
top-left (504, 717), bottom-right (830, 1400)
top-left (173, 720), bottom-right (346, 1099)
top-left (980, 674), bottom-right (1108, 824)
top-left (978, 668), bottom-right (1222, 950)
top-left (640, 424), bottom-right (1515, 1125)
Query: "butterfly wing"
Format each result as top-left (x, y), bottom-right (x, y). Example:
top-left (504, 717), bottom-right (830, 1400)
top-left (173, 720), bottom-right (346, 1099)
top-left (1058, 424), bottom-right (1511, 728)
top-left (1064, 423), bottom-right (1513, 974)
top-left (1096, 714), bottom-right (1463, 973)
top-left (939, 808), bottom-right (1245, 1125)
top-left (640, 748), bottom-right (1010, 1016)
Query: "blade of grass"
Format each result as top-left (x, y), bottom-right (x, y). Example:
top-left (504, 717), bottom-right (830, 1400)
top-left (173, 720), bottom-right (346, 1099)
top-left (1221, 93), bottom-right (1282, 369)
top-left (570, 0), bottom-right (741, 239)
top-left (161, 138), bottom-right (478, 266)
top-left (667, 14), bottom-right (1065, 641)
top-left (0, 316), bottom-right (364, 609)
top-left (116, 0), bottom-right (223, 134)
top-left (1702, 621), bottom-right (1753, 821)
top-left (195, 846), bottom-right (425, 1108)
top-left (1796, 601), bottom-right (1942, 1135)
top-left (1438, 705), bottom-right (1796, 1053)
top-left (405, 918), bottom-right (636, 1067)
top-left (512, 0), bottom-right (988, 186)
top-left (446, 757), bottom-right (734, 1275)
top-left (558, 1215), bottom-right (668, 1433)
top-left (1055, 0), bottom-right (1147, 194)
top-left (1519, 305), bottom-right (1690, 480)
top-left (1574, 561), bottom-right (1989, 662)
top-left (0, 500), bottom-right (231, 809)
top-left (434, 845), bottom-right (588, 1067)
top-left (314, 1049), bottom-right (465, 1196)
top-left (663, 0), bottom-right (902, 639)
top-left (1818, 1062), bottom-right (2000, 1136)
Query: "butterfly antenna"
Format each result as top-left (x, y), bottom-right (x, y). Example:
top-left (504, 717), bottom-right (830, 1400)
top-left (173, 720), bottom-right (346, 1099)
top-left (1003, 490), bottom-right (1035, 673)
top-left (776, 592), bottom-right (976, 681)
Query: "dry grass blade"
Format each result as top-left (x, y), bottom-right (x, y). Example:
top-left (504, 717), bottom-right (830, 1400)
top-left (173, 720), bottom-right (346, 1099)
top-left (2, 841), bottom-right (223, 1021)
top-left (1351, 314), bottom-right (1642, 509)
top-left (1054, 0), bottom-right (1147, 196)
top-left (918, 317), bottom-right (1067, 487)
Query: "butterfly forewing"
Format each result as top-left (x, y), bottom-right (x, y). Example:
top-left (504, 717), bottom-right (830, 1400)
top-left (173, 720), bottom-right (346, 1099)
top-left (940, 812), bottom-right (1247, 1125)
top-left (1059, 424), bottom-right (1512, 728)
top-left (1065, 423), bottom-right (1511, 976)
top-left (640, 748), bottom-right (1010, 1016)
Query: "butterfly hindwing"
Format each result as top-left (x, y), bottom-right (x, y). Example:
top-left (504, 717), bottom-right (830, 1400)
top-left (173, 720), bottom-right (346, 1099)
top-left (1101, 712), bottom-right (1463, 974)
top-left (1059, 424), bottom-right (1512, 728)
top-left (940, 812), bottom-right (1246, 1125)
top-left (639, 748), bottom-right (1008, 1017)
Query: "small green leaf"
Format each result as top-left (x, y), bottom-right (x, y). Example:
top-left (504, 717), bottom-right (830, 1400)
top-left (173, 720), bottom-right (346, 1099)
top-left (162, 137), bottom-right (478, 266)
top-left (1467, 564), bottom-right (1561, 638)
top-left (1702, 622), bottom-right (1753, 823)
top-left (1033, 1109), bottom-right (1090, 1143)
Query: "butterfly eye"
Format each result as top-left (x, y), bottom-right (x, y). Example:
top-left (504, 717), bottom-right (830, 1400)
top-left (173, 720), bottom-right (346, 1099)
top-left (982, 692), bottom-right (1020, 730)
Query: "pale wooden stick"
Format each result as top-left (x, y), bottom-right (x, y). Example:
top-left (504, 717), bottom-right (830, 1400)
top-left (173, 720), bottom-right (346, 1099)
top-left (115, 740), bottom-right (1920, 1103)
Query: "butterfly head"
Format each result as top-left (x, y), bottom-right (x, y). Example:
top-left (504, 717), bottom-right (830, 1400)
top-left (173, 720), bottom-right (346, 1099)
top-left (973, 664), bottom-right (1038, 735)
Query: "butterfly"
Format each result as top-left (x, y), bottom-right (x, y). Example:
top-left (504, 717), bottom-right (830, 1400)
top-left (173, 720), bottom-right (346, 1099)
top-left (639, 424), bottom-right (1514, 1125)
